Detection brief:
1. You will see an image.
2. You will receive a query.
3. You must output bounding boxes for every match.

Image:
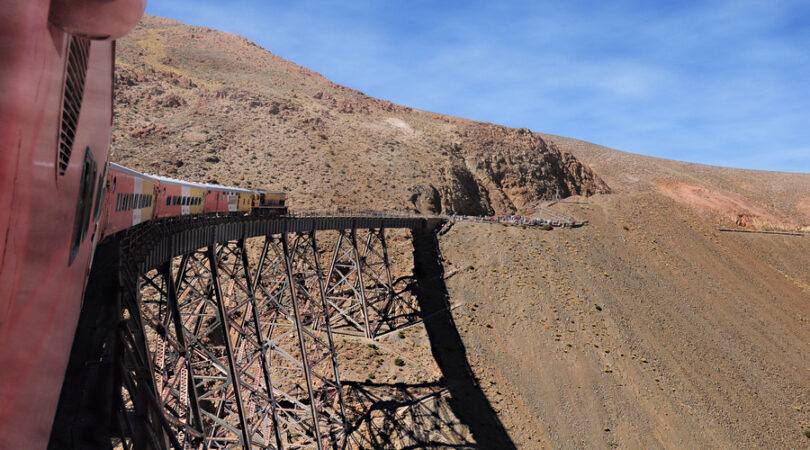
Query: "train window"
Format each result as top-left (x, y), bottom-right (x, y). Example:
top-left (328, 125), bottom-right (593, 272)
top-left (69, 147), bottom-right (96, 264)
top-left (166, 196), bottom-right (171, 206)
top-left (115, 193), bottom-right (121, 212)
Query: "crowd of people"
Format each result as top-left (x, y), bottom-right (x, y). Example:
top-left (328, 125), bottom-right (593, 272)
top-left (447, 213), bottom-right (574, 228)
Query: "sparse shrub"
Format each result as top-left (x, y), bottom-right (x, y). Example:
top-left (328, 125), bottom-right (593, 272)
top-left (805, 429), bottom-right (810, 439)
top-left (367, 343), bottom-right (377, 350)
top-left (542, 223), bottom-right (553, 231)
top-left (594, 303), bottom-right (603, 311)
top-left (623, 225), bottom-right (630, 231)
top-left (398, 330), bottom-right (406, 339)
top-left (394, 358), bottom-right (405, 367)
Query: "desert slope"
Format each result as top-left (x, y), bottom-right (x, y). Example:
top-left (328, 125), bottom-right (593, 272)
top-left (543, 134), bottom-right (810, 231)
top-left (112, 15), bottom-right (606, 215)
top-left (441, 191), bottom-right (810, 447)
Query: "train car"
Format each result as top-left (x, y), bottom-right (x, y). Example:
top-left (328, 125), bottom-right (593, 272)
top-left (0, 2), bottom-right (145, 448)
top-left (203, 184), bottom-right (255, 214)
top-left (254, 189), bottom-right (288, 215)
top-left (99, 163), bottom-right (156, 240)
top-left (152, 175), bottom-right (206, 219)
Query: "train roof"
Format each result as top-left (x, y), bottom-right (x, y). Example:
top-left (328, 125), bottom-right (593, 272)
top-left (108, 162), bottom-right (283, 195)
top-left (109, 162), bottom-right (155, 180)
top-left (148, 173), bottom-right (250, 194)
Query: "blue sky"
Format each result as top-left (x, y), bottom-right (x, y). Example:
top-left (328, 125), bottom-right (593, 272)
top-left (145, 1), bottom-right (810, 173)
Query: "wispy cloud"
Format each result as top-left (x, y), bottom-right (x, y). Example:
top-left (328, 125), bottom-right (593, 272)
top-left (146, 0), bottom-right (810, 173)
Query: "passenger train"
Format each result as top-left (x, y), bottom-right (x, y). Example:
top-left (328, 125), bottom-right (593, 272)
top-left (0, 1), bottom-right (284, 447)
top-left (102, 163), bottom-right (286, 239)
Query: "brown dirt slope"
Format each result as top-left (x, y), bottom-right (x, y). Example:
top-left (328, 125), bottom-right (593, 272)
top-left (441, 192), bottom-right (810, 448)
top-left (112, 15), bottom-right (606, 215)
top-left (543, 134), bottom-right (810, 231)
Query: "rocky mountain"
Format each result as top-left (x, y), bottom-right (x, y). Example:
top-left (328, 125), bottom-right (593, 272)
top-left (112, 15), bottom-right (606, 215)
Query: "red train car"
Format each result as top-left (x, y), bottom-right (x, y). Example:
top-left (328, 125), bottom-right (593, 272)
top-left (0, 2), bottom-right (145, 448)
top-left (151, 174), bottom-right (206, 219)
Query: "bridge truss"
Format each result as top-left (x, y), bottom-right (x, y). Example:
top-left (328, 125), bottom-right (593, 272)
top-left (57, 215), bottom-right (439, 450)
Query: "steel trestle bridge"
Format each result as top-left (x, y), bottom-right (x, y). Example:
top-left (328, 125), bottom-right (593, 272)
top-left (50, 213), bottom-right (444, 449)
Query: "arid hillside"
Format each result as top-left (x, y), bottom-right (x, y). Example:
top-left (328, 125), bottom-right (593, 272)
top-left (112, 15), bottom-right (606, 216)
top-left (441, 192), bottom-right (810, 448)
top-left (112, 14), bottom-right (810, 448)
top-left (543, 134), bottom-right (810, 232)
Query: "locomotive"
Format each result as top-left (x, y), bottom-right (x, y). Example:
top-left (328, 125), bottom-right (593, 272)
top-left (0, 1), bottom-right (285, 447)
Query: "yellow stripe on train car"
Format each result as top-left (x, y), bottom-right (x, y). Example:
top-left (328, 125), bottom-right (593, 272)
top-left (189, 187), bottom-right (206, 215)
top-left (237, 193), bottom-right (252, 212)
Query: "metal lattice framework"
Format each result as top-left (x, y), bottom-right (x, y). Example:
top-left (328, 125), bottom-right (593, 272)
top-left (323, 229), bottom-right (397, 339)
top-left (113, 219), bottom-right (429, 449)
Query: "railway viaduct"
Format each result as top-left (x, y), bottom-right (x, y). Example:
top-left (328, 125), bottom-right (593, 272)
top-left (47, 213), bottom-right (515, 449)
